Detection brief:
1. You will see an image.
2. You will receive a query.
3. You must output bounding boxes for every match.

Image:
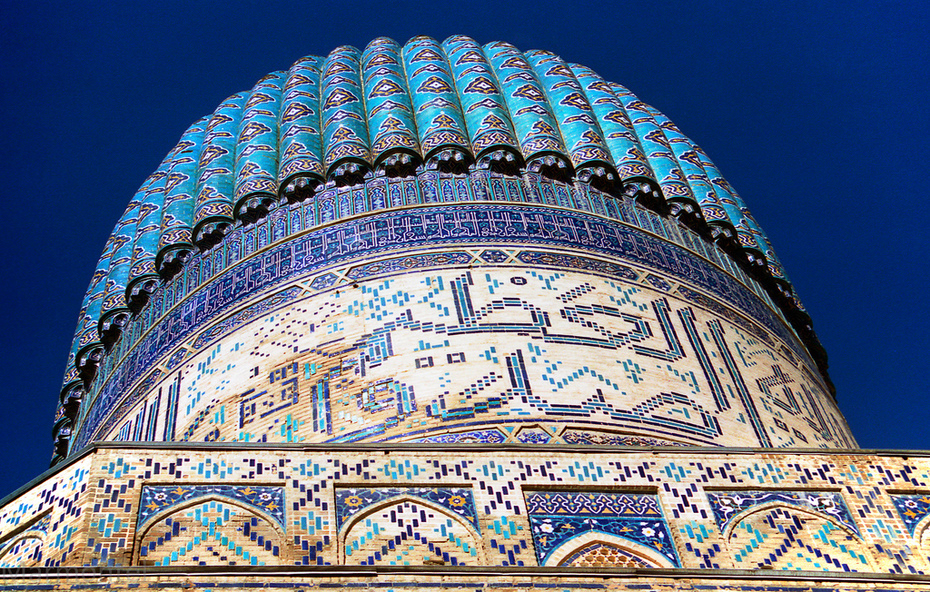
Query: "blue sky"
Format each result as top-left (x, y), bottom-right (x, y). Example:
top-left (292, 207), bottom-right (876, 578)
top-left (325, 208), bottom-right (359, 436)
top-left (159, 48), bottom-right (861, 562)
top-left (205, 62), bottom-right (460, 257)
top-left (0, 1), bottom-right (926, 497)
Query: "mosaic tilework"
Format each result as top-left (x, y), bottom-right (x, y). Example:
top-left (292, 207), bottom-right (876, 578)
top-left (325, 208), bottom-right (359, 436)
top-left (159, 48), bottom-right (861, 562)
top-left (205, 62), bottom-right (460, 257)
top-left (138, 485), bottom-right (285, 531)
top-left (891, 493), bottom-right (930, 537)
top-left (74, 193), bottom-right (800, 443)
top-left (708, 490), bottom-right (859, 535)
top-left (335, 487), bottom-right (479, 531)
top-left (71, 174), bottom-right (804, 455)
top-left (412, 429), bottom-right (507, 443)
top-left (562, 430), bottom-right (688, 446)
top-left (561, 542), bottom-right (655, 567)
top-left (525, 491), bottom-right (678, 566)
top-left (0, 448), bottom-right (928, 573)
top-left (69, 37), bottom-right (804, 410)
top-left (137, 499), bottom-right (284, 566)
top-left (82, 264), bottom-right (849, 451)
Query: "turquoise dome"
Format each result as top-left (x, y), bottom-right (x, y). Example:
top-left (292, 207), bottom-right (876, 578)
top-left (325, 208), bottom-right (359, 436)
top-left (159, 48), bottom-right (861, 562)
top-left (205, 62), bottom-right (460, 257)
top-left (55, 35), bottom-right (826, 460)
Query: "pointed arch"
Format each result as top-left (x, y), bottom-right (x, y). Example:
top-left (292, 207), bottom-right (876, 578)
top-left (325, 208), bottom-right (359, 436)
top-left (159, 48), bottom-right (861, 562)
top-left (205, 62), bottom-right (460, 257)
top-left (137, 491), bottom-right (285, 533)
top-left (0, 511), bottom-right (51, 568)
top-left (0, 535), bottom-right (44, 568)
top-left (545, 531), bottom-right (675, 567)
top-left (724, 502), bottom-right (875, 572)
top-left (340, 495), bottom-right (483, 566)
top-left (134, 495), bottom-right (288, 566)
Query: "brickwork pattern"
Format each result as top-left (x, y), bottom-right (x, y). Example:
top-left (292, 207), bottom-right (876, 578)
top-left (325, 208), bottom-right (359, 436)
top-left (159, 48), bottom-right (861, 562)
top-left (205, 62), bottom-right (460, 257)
top-left (72, 176), bottom-right (804, 453)
top-left (81, 262), bottom-right (849, 451)
top-left (0, 459), bottom-right (91, 567)
top-left (342, 498), bottom-right (480, 565)
top-left (726, 505), bottom-right (873, 571)
top-left (1, 573), bottom-right (929, 592)
top-left (137, 499), bottom-right (284, 566)
top-left (561, 543), bottom-right (656, 567)
top-left (0, 448), bottom-right (927, 574)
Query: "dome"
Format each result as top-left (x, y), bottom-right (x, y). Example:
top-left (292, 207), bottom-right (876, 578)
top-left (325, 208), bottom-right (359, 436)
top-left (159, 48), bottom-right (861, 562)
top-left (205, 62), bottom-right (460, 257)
top-left (53, 35), bottom-right (843, 462)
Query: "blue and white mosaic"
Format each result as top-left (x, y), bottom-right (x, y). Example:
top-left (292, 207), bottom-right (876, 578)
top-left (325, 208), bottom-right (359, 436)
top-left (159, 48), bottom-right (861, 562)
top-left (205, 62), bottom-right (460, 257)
top-left (524, 491), bottom-right (679, 566)
top-left (707, 490), bottom-right (859, 536)
top-left (336, 487), bottom-right (479, 531)
top-left (138, 485), bottom-right (286, 531)
top-left (890, 493), bottom-right (930, 537)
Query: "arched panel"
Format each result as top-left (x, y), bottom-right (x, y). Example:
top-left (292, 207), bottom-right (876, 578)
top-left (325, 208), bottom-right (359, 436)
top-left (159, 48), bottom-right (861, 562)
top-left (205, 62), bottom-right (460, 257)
top-left (0, 512), bottom-right (51, 568)
top-left (726, 504), bottom-right (874, 572)
top-left (341, 496), bottom-right (481, 566)
top-left (136, 498), bottom-right (285, 567)
top-left (0, 535), bottom-right (43, 568)
top-left (892, 494), bottom-right (930, 567)
top-left (525, 490), bottom-right (679, 567)
top-left (545, 531), bottom-right (674, 568)
top-left (917, 516), bottom-right (930, 565)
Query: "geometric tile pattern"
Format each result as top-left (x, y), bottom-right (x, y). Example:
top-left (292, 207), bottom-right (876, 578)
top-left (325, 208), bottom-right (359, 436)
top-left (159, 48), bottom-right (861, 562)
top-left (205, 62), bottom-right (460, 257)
top-left (84, 262), bottom-right (850, 452)
top-left (72, 177), bottom-right (825, 455)
top-left (560, 542), bottom-right (655, 567)
top-left (412, 429), bottom-right (507, 443)
top-left (4, 447), bottom-right (930, 572)
top-left (890, 494), bottom-right (930, 537)
top-left (524, 491), bottom-right (679, 566)
top-left (707, 490), bottom-right (859, 535)
top-left (64, 39), bottom-right (805, 463)
top-left (336, 487), bottom-right (479, 531)
top-left (342, 497), bottom-right (480, 566)
top-left (0, 514), bottom-right (50, 569)
top-left (137, 499), bottom-right (284, 567)
top-left (726, 505), bottom-right (872, 572)
top-left (0, 535), bottom-right (44, 568)
top-left (138, 485), bottom-right (285, 531)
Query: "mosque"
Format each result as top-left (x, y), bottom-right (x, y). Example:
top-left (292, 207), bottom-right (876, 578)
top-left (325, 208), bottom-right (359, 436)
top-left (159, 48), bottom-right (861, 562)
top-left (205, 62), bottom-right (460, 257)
top-left (0, 35), bottom-right (927, 589)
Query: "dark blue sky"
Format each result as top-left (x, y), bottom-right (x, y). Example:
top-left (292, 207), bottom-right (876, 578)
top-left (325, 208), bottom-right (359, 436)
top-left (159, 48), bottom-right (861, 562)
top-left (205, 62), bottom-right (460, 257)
top-left (0, 1), bottom-right (926, 498)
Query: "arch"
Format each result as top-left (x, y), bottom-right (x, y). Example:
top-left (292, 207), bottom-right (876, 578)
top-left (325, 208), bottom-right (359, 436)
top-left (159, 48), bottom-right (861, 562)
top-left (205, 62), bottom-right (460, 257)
top-left (724, 502), bottom-right (875, 572)
top-left (0, 511), bottom-right (51, 568)
top-left (545, 531), bottom-right (675, 568)
top-left (134, 496), bottom-right (287, 567)
top-left (0, 535), bottom-right (44, 568)
top-left (136, 492), bottom-right (285, 536)
top-left (340, 495), bottom-right (483, 566)
top-left (338, 492), bottom-right (481, 537)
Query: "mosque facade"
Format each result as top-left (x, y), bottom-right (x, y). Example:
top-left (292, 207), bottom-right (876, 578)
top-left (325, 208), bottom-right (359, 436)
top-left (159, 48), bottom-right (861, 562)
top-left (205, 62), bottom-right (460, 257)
top-left (0, 36), bottom-right (927, 590)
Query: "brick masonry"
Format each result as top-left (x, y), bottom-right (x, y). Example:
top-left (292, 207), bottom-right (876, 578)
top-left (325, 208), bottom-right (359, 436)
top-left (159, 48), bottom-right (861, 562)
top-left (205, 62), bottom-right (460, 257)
top-left (0, 446), bottom-right (928, 576)
top-left (74, 243), bottom-right (852, 452)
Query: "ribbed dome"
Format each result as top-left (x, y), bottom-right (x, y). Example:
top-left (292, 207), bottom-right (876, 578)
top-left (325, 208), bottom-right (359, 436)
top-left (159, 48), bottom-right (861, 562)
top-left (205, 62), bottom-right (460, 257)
top-left (56, 35), bottom-right (828, 459)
